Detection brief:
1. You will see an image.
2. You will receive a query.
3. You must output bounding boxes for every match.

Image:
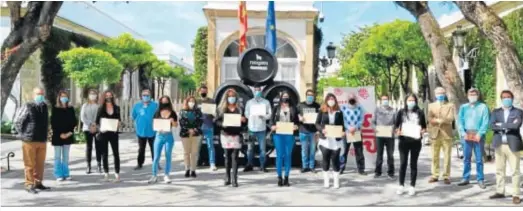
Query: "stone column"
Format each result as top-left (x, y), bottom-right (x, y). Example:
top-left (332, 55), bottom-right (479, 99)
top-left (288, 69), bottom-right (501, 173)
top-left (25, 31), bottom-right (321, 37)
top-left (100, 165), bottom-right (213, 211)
top-left (303, 20), bottom-right (314, 100)
top-left (206, 17), bottom-right (217, 94)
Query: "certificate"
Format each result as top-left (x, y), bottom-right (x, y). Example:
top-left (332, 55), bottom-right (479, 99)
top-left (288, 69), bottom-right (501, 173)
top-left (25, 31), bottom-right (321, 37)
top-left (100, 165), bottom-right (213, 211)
top-left (153, 119), bottom-right (171, 132)
top-left (201, 103), bottom-right (216, 115)
top-left (276, 122), bottom-right (295, 135)
top-left (250, 104), bottom-right (266, 116)
top-left (303, 113), bottom-right (318, 124)
top-left (100, 118), bottom-right (119, 132)
top-left (223, 114), bottom-right (242, 127)
top-left (376, 126), bottom-right (393, 138)
top-left (325, 125), bottom-right (343, 138)
top-left (401, 123), bottom-right (422, 139)
top-left (346, 131), bottom-right (362, 143)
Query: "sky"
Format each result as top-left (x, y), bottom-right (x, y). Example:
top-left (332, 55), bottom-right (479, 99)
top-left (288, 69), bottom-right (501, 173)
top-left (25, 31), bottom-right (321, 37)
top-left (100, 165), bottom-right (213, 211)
top-left (55, 1), bottom-right (467, 67)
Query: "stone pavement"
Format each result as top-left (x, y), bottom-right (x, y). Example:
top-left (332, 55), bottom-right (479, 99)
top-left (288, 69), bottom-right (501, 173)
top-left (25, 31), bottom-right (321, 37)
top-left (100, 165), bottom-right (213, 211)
top-left (1, 133), bottom-right (521, 206)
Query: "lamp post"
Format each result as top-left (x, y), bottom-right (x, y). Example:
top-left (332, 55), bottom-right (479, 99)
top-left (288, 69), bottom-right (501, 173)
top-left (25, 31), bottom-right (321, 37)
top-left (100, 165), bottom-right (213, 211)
top-left (326, 42), bottom-right (336, 64)
top-left (452, 25), bottom-right (478, 92)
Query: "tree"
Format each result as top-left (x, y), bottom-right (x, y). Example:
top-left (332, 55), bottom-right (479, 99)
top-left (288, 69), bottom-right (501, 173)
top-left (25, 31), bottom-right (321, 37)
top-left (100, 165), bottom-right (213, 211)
top-left (58, 47), bottom-right (123, 89)
top-left (150, 61), bottom-right (181, 96)
top-left (192, 26), bottom-right (208, 86)
top-left (454, 1), bottom-right (523, 106)
top-left (1, 1), bottom-right (63, 115)
top-left (395, 1), bottom-right (467, 109)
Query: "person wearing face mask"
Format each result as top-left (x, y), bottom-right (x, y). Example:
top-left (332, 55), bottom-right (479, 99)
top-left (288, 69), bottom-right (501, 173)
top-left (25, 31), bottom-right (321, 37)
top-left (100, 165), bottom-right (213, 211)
top-left (179, 96), bottom-right (203, 178)
top-left (196, 85), bottom-right (218, 171)
top-left (340, 94), bottom-right (366, 175)
top-left (131, 88), bottom-right (159, 171)
top-left (489, 90), bottom-right (522, 205)
top-left (244, 85), bottom-right (272, 172)
top-left (51, 91), bottom-right (77, 181)
top-left (456, 88), bottom-right (489, 189)
top-left (270, 91), bottom-right (299, 187)
top-left (394, 94), bottom-right (427, 196)
top-left (372, 95), bottom-right (397, 179)
top-left (427, 87), bottom-right (456, 185)
top-left (297, 89), bottom-right (320, 173)
top-left (14, 87), bottom-right (51, 194)
top-left (316, 93), bottom-right (345, 188)
top-left (81, 89), bottom-right (101, 174)
top-left (96, 90), bottom-right (121, 182)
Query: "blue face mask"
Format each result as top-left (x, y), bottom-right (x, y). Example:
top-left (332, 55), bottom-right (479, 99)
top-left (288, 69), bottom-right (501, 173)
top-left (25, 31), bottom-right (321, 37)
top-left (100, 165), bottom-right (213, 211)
top-left (502, 98), bottom-right (513, 107)
top-left (436, 94), bottom-right (446, 102)
top-left (407, 101), bottom-right (416, 109)
top-left (34, 95), bottom-right (45, 104)
top-left (142, 95), bottom-right (150, 102)
top-left (228, 97), bottom-right (236, 104)
top-left (382, 100), bottom-right (389, 106)
top-left (60, 97), bottom-right (69, 104)
top-left (254, 91), bottom-right (262, 98)
top-left (306, 96), bottom-right (314, 104)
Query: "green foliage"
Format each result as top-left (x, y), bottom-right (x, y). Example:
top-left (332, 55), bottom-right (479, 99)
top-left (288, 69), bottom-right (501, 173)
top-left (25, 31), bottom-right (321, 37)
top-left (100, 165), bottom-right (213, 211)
top-left (313, 24), bottom-right (323, 93)
top-left (1, 121), bottom-right (13, 134)
top-left (192, 27), bottom-right (208, 86)
top-left (58, 48), bottom-right (124, 87)
top-left (95, 33), bottom-right (154, 71)
top-left (74, 130), bottom-right (86, 144)
top-left (505, 9), bottom-right (523, 65)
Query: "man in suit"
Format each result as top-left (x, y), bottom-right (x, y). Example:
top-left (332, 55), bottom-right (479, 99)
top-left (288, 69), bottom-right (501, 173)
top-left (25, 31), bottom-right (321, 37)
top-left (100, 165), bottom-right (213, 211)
top-left (489, 90), bottom-right (522, 204)
top-left (428, 87), bottom-right (455, 185)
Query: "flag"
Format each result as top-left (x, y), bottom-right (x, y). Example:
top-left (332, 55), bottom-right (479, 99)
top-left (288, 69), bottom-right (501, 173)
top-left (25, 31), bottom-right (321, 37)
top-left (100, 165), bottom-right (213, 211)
top-left (238, 1), bottom-right (248, 53)
top-left (265, 1), bottom-right (276, 54)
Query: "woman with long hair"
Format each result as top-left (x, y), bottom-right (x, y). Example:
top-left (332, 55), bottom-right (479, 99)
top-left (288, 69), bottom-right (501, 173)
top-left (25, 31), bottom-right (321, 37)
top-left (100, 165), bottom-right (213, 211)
top-left (315, 93), bottom-right (345, 188)
top-left (149, 96), bottom-right (178, 184)
top-left (95, 90), bottom-right (121, 182)
top-left (394, 93), bottom-right (427, 196)
top-left (215, 88), bottom-right (246, 187)
top-left (270, 91), bottom-right (299, 187)
top-left (81, 89), bottom-right (101, 174)
top-left (51, 90), bottom-right (77, 181)
top-left (179, 96), bottom-right (203, 178)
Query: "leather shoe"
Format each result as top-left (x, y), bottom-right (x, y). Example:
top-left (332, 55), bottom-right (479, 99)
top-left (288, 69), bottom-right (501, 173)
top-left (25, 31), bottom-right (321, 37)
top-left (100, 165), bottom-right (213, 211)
top-left (35, 184), bottom-right (51, 191)
top-left (277, 177), bottom-right (283, 187)
top-left (443, 179), bottom-right (451, 185)
top-left (283, 176), bottom-right (290, 187)
top-left (428, 178), bottom-right (438, 183)
top-left (457, 180), bottom-right (469, 186)
top-left (513, 197), bottom-right (521, 204)
top-left (25, 185), bottom-right (38, 194)
top-left (489, 193), bottom-right (505, 199)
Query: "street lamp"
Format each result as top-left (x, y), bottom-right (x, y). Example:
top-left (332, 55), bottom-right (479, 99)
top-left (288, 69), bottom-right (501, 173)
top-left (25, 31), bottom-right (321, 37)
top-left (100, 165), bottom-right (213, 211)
top-left (452, 25), bottom-right (478, 92)
top-left (452, 25), bottom-right (466, 57)
top-left (326, 42), bottom-right (336, 64)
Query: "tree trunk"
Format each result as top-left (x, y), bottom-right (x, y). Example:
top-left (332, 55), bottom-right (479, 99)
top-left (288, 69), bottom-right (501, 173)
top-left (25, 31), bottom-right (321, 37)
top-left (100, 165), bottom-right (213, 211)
top-left (420, 64), bottom-right (430, 101)
top-left (454, 1), bottom-right (523, 106)
top-left (0, 1), bottom-right (63, 115)
top-left (396, 1), bottom-right (467, 110)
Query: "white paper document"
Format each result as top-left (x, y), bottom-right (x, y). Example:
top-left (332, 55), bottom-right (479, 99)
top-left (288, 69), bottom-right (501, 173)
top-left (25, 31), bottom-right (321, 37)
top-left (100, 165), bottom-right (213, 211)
top-left (401, 123), bottom-right (422, 139)
top-left (153, 119), bottom-right (171, 132)
top-left (201, 103), bottom-right (217, 115)
top-left (375, 126), bottom-right (393, 138)
top-left (100, 118), bottom-right (119, 132)
top-left (250, 104), bottom-right (266, 116)
top-left (223, 114), bottom-right (242, 127)
top-left (346, 131), bottom-right (362, 143)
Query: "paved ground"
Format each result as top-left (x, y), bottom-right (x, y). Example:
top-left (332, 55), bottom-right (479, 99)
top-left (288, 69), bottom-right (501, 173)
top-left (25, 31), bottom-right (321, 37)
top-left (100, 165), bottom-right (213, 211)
top-left (1, 133), bottom-right (521, 206)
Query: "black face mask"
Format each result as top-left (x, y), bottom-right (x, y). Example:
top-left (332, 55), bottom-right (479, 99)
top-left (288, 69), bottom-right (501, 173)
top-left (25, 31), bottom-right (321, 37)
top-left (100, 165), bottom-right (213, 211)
top-left (349, 99), bottom-right (356, 105)
top-left (105, 97), bottom-right (113, 103)
top-left (281, 98), bottom-right (290, 104)
top-left (200, 93), bottom-right (207, 98)
top-left (160, 103), bottom-right (170, 108)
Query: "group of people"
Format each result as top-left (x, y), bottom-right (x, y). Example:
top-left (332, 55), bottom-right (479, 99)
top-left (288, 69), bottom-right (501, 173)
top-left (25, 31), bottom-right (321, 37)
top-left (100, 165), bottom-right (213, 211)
top-left (13, 85), bottom-right (522, 205)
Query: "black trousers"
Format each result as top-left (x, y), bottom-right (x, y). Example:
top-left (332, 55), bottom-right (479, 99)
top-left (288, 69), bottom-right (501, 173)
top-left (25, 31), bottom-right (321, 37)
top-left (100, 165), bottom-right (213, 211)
top-left (137, 136), bottom-right (154, 167)
top-left (84, 131), bottom-right (102, 167)
top-left (398, 138), bottom-right (422, 187)
top-left (341, 141), bottom-right (365, 172)
top-left (320, 145), bottom-right (341, 172)
top-left (100, 132), bottom-right (120, 174)
top-left (375, 137), bottom-right (395, 176)
top-left (224, 148), bottom-right (239, 182)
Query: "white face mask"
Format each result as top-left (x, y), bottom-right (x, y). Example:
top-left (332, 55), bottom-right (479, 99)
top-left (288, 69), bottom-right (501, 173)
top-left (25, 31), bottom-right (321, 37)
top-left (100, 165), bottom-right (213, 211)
top-left (88, 94), bottom-right (97, 101)
top-left (327, 100), bottom-right (335, 107)
top-left (468, 96), bottom-right (478, 103)
top-left (188, 102), bottom-right (195, 108)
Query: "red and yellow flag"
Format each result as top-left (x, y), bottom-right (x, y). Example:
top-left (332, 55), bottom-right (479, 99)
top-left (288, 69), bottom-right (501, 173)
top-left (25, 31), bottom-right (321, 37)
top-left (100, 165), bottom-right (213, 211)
top-left (238, 1), bottom-right (248, 53)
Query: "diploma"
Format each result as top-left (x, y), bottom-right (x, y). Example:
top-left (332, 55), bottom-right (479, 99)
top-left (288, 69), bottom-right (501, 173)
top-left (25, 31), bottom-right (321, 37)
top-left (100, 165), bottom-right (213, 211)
top-left (401, 123), bottom-right (422, 139)
top-left (153, 119), bottom-right (171, 132)
top-left (346, 131), bottom-right (362, 143)
top-left (250, 104), bottom-right (266, 116)
top-left (325, 125), bottom-right (343, 138)
top-left (276, 122), bottom-right (295, 135)
top-left (100, 118), bottom-right (119, 132)
top-left (223, 114), bottom-right (242, 127)
top-left (201, 103), bottom-right (216, 115)
top-left (375, 126), bottom-right (393, 138)
top-left (303, 113), bottom-right (318, 124)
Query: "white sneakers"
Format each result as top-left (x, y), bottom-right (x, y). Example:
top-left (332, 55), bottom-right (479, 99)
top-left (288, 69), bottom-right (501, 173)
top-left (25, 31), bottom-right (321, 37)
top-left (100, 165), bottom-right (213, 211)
top-left (56, 178), bottom-right (64, 182)
top-left (396, 185), bottom-right (405, 195)
top-left (164, 175), bottom-right (172, 184)
top-left (323, 171), bottom-right (330, 188)
top-left (148, 176), bottom-right (158, 184)
top-left (114, 173), bottom-right (120, 182)
top-left (210, 164), bottom-right (217, 171)
top-left (103, 173), bottom-right (110, 181)
top-left (407, 186), bottom-right (416, 196)
top-left (396, 185), bottom-right (416, 196)
top-left (65, 176), bottom-right (72, 181)
top-left (332, 172), bottom-right (340, 189)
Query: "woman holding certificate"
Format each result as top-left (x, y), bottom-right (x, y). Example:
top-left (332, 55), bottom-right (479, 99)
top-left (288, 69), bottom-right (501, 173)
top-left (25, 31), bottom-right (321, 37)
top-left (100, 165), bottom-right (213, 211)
top-left (270, 91), bottom-right (299, 187)
top-left (179, 96), bottom-right (203, 178)
top-left (215, 88), bottom-right (247, 187)
top-left (51, 90), bottom-right (77, 181)
top-left (393, 94), bottom-right (427, 196)
top-left (315, 93), bottom-right (345, 189)
top-left (149, 96), bottom-right (178, 184)
top-left (96, 90), bottom-right (121, 182)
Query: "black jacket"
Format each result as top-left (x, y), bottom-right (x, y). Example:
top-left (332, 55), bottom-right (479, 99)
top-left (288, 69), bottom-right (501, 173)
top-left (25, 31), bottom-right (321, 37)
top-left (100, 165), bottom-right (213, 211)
top-left (14, 102), bottom-right (49, 142)
top-left (315, 110), bottom-right (345, 140)
top-left (270, 105), bottom-right (300, 127)
top-left (51, 106), bottom-right (77, 146)
top-left (394, 108), bottom-right (427, 141)
top-left (297, 101), bottom-right (320, 133)
top-left (179, 108), bottom-right (203, 138)
top-left (95, 105), bottom-right (121, 134)
top-left (215, 107), bottom-right (246, 136)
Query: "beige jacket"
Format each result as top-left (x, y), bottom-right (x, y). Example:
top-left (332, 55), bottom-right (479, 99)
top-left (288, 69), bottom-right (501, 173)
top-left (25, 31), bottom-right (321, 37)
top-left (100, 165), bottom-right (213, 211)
top-left (428, 102), bottom-right (456, 139)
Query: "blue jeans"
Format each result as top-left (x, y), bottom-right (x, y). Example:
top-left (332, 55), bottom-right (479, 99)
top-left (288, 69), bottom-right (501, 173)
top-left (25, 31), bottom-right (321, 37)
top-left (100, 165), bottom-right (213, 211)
top-left (462, 137), bottom-right (485, 181)
top-left (247, 131), bottom-right (267, 168)
top-left (54, 145), bottom-right (71, 179)
top-left (299, 132), bottom-right (316, 169)
top-left (202, 127), bottom-right (215, 165)
top-left (274, 134), bottom-right (295, 177)
top-left (152, 133), bottom-right (175, 177)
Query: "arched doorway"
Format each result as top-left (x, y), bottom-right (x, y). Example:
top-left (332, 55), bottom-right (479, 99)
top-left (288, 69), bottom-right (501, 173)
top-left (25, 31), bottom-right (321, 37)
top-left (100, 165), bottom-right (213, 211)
top-left (221, 35), bottom-right (300, 92)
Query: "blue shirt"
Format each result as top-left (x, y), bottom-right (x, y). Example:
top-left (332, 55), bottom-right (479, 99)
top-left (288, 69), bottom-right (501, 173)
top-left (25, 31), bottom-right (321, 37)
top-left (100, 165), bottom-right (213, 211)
top-left (245, 97), bottom-right (272, 132)
top-left (457, 102), bottom-right (490, 137)
top-left (502, 107), bottom-right (511, 143)
top-left (341, 105), bottom-right (363, 131)
top-left (131, 101), bottom-right (158, 137)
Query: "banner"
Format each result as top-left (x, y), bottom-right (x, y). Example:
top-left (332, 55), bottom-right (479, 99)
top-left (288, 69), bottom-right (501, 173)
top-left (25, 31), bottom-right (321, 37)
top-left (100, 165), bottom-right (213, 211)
top-left (325, 86), bottom-right (377, 170)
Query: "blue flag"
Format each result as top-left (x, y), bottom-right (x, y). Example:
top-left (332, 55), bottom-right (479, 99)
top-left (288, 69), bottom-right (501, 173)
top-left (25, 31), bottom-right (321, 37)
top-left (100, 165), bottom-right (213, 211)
top-left (265, 1), bottom-right (276, 54)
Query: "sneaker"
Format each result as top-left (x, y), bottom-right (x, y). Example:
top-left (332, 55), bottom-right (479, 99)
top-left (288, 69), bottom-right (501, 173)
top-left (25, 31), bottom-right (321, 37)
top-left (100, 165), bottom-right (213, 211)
top-left (65, 176), bottom-right (72, 181)
top-left (373, 174), bottom-right (381, 179)
top-left (387, 175), bottom-right (395, 180)
top-left (56, 178), bottom-right (65, 182)
top-left (148, 176), bottom-right (158, 184)
top-left (103, 173), bottom-right (110, 181)
top-left (210, 164), bottom-right (218, 171)
top-left (310, 168), bottom-right (317, 173)
top-left (25, 185), bottom-right (38, 194)
top-left (243, 165), bottom-right (253, 172)
top-left (396, 185), bottom-right (405, 195)
top-left (114, 173), bottom-right (120, 182)
top-left (164, 175), bottom-right (172, 184)
top-left (457, 180), bottom-right (470, 186)
top-left (407, 186), bottom-right (416, 196)
top-left (300, 168), bottom-right (310, 173)
top-left (477, 181), bottom-right (486, 189)
top-left (358, 171), bottom-right (368, 176)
